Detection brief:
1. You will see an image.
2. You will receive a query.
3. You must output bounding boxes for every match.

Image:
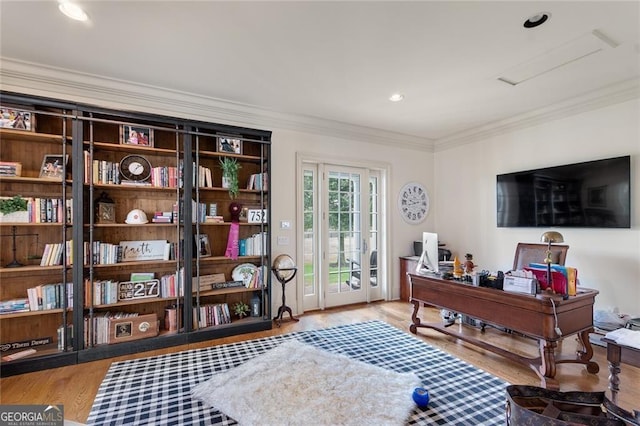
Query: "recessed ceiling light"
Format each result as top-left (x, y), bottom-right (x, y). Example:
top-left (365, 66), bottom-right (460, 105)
top-left (523, 12), bottom-right (550, 29)
top-left (58, 1), bottom-right (89, 22)
top-left (389, 93), bottom-right (404, 102)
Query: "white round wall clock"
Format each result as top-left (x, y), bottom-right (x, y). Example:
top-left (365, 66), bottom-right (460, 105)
top-left (398, 182), bottom-right (430, 224)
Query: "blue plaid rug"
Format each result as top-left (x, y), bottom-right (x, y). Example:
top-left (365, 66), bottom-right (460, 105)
top-left (87, 320), bottom-right (507, 425)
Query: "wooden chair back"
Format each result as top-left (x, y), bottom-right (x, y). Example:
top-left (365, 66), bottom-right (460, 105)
top-left (512, 243), bottom-right (569, 270)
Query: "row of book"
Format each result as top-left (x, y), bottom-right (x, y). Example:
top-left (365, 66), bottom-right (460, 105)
top-left (27, 282), bottom-right (73, 311)
top-left (85, 279), bottom-right (119, 306)
top-left (193, 303), bottom-right (231, 328)
top-left (247, 172), bottom-right (268, 191)
top-left (239, 232), bottom-right (268, 256)
top-left (83, 312), bottom-right (140, 346)
top-left (84, 153), bottom-right (122, 185)
top-left (84, 241), bottom-right (121, 265)
top-left (150, 165), bottom-right (181, 188)
top-left (25, 197), bottom-right (72, 223)
top-left (82, 240), bottom-right (192, 265)
top-left (84, 153), bottom-right (231, 190)
top-left (40, 240), bottom-right (73, 266)
top-left (159, 268), bottom-right (185, 298)
top-left (42, 236), bottom-right (265, 267)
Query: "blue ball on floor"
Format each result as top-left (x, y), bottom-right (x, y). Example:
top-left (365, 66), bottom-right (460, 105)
top-left (412, 387), bottom-right (430, 408)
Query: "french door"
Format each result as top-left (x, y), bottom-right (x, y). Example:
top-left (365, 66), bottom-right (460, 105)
top-left (300, 160), bottom-right (383, 311)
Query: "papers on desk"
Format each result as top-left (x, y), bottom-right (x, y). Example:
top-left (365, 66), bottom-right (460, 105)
top-left (605, 328), bottom-right (640, 350)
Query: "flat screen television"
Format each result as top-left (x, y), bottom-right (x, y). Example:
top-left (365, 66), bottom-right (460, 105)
top-left (497, 155), bottom-right (630, 228)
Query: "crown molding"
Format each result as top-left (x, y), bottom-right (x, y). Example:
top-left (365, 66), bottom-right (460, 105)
top-left (433, 78), bottom-right (640, 152)
top-left (1, 57), bottom-right (637, 154)
top-left (0, 58), bottom-right (433, 152)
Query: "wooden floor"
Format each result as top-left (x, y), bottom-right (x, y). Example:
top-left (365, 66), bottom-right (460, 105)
top-left (1, 301), bottom-right (638, 424)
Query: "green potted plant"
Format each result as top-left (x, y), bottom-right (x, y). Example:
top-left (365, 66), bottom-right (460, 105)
top-left (232, 301), bottom-right (250, 319)
top-left (0, 195), bottom-right (29, 223)
top-left (219, 157), bottom-right (241, 199)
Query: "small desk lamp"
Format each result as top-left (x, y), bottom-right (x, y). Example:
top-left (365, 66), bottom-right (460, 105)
top-left (540, 231), bottom-right (565, 298)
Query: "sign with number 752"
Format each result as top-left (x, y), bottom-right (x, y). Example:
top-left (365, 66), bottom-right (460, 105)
top-left (248, 209), bottom-right (268, 223)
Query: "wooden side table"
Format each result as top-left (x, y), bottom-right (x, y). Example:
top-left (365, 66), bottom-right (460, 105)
top-left (603, 338), bottom-right (640, 404)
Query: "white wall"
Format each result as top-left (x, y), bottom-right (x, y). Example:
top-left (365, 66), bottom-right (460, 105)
top-left (433, 99), bottom-right (640, 316)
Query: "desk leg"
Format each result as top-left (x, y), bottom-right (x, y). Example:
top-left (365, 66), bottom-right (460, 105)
top-left (409, 300), bottom-right (421, 334)
top-left (607, 343), bottom-right (622, 404)
top-left (538, 339), bottom-right (559, 390)
top-left (576, 329), bottom-right (600, 374)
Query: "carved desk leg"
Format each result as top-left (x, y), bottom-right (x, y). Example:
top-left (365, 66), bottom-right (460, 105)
top-left (607, 343), bottom-right (622, 404)
top-left (539, 339), bottom-right (559, 390)
top-left (576, 328), bottom-right (600, 373)
top-left (409, 299), bottom-right (421, 334)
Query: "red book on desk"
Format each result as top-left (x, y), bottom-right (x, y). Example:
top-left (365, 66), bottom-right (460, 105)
top-left (524, 266), bottom-right (568, 295)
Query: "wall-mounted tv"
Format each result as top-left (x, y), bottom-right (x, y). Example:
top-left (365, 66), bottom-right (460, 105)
top-left (497, 155), bottom-right (631, 228)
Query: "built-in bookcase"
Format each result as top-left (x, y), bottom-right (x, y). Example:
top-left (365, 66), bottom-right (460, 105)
top-left (0, 92), bottom-right (272, 376)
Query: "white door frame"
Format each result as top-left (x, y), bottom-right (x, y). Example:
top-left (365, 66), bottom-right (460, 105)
top-left (296, 152), bottom-right (390, 313)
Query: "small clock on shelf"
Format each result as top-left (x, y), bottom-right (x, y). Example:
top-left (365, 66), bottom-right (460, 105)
top-left (119, 154), bottom-right (152, 182)
top-left (398, 182), bottom-right (429, 224)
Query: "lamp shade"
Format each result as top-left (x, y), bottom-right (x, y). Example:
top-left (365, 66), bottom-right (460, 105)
top-left (540, 231), bottom-right (564, 244)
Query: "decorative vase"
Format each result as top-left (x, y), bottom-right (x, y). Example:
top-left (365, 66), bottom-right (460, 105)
top-left (222, 176), bottom-right (231, 189)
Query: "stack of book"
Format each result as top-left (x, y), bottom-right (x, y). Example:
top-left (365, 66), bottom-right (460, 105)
top-left (0, 298), bottom-right (30, 314)
top-left (152, 211), bottom-right (173, 223)
top-left (0, 161), bottom-right (22, 177)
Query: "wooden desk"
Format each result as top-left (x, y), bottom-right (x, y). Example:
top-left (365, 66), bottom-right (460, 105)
top-left (399, 256), bottom-right (419, 302)
top-left (603, 338), bottom-right (640, 404)
top-left (408, 273), bottom-right (599, 390)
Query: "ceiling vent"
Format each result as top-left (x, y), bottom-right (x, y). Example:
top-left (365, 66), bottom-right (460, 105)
top-left (497, 30), bottom-right (619, 86)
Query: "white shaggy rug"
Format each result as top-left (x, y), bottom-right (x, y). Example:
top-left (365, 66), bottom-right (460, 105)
top-left (191, 339), bottom-right (421, 426)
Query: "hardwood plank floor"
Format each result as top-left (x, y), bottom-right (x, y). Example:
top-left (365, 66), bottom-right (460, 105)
top-left (1, 301), bottom-right (638, 424)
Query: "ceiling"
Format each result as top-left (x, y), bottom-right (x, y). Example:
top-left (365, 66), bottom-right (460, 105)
top-left (1, 1), bottom-right (639, 149)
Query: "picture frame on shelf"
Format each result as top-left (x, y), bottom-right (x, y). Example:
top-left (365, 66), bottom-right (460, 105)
top-left (39, 154), bottom-right (68, 179)
top-left (195, 233), bottom-right (212, 257)
top-left (217, 136), bottom-right (242, 154)
top-left (120, 125), bottom-right (154, 147)
top-left (0, 106), bottom-right (34, 132)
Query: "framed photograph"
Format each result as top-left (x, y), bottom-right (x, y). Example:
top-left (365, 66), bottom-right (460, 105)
top-left (39, 154), bottom-right (69, 179)
top-left (217, 136), bottom-right (242, 154)
top-left (120, 125), bottom-right (154, 147)
top-left (195, 234), bottom-right (212, 257)
top-left (0, 106), bottom-right (34, 132)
